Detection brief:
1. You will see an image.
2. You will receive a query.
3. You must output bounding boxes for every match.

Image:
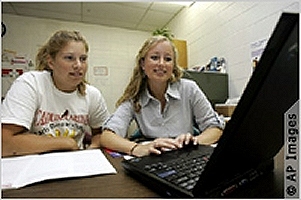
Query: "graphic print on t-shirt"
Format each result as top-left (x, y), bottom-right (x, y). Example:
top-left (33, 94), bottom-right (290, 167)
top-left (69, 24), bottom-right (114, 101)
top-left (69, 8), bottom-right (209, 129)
top-left (33, 109), bottom-right (90, 142)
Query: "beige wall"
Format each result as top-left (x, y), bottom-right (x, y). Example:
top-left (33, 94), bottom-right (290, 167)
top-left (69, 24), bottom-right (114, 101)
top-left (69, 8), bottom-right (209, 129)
top-left (2, 13), bottom-right (150, 113)
top-left (169, 1), bottom-right (299, 98)
top-left (2, 1), bottom-right (299, 111)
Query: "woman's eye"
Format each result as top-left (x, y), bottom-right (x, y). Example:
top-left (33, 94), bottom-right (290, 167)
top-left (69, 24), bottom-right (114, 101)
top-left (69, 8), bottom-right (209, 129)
top-left (165, 57), bottom-right (172, 62)
top-left (150, 55), bottom-right (159, 60)
top-left (80, 56), bottom-right (87, 62)
top-left (64, 55), bottom-right (74, 61)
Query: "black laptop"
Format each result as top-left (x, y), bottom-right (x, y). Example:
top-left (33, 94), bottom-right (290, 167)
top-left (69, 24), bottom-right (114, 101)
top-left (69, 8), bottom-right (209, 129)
top-left (122, 12), bottom-right (299, 198)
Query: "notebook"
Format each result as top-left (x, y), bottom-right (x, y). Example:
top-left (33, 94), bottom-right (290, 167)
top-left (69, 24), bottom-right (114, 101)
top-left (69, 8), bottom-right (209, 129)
top-left (122, 12), bottom-right (299, 198)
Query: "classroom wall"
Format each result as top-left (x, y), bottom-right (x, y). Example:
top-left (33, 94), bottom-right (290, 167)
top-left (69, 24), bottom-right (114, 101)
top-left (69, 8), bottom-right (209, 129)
top-left (2, 13), bottom-right (150, 113)
top-left (2, 1), bottom-right (299, 112)
top-left (168, 1), bottom-right (299, 98)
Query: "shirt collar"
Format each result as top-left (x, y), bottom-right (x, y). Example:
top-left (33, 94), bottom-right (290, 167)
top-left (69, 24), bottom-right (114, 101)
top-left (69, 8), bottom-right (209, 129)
top-left (140, 81), bottom-right (181, 107)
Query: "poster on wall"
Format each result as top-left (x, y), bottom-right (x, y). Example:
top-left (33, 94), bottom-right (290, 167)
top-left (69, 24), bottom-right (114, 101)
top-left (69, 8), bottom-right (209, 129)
top-left (1, 49), bottom-right (32, 98)
top-left (250, 38), bottom-right (268, 71)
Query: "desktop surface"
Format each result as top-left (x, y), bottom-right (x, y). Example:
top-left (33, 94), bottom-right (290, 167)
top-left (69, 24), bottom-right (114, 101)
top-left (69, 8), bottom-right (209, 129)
top-left (2, 148), bottom-right (284, 198)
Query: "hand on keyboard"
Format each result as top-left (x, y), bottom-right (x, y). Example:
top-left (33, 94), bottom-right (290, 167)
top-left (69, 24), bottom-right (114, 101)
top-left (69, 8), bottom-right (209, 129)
top-left (174, 133), bottom-right (198, 148)
top-left (153, 133), bottom-right (197, 152)
top-left (131, 134), bottom-right (198, 157)
top-left (131, 140), bottom-right (179, 157)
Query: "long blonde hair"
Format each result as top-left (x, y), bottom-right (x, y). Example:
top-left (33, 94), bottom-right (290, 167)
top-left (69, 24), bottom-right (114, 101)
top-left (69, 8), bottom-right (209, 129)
top-left (116, 35), bottom-right (183, 112)
top-left (35, 30), bottom-right (89, 95)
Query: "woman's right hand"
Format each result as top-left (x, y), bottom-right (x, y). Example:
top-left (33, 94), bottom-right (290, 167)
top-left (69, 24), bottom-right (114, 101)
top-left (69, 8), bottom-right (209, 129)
top-left (131, 142), bottom-right (160, 157)
top-left (131, 137), bottom-right (183, 157)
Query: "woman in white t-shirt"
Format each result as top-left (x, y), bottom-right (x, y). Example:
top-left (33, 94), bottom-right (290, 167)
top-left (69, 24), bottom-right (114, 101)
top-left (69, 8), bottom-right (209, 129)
top-left (2, 30), bottom-right (110, 157)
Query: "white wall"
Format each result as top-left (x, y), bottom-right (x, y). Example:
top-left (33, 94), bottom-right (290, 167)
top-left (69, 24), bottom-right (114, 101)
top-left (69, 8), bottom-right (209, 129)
top-left (2, 1), bottom-right (299, 110)
top-left (168, 1), bottom-right (299, 98)
top-left (2, 13), bottom-right (150, 113)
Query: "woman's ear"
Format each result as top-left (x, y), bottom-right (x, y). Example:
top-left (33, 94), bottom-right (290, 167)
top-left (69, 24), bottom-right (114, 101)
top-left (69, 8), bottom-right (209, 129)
top-left (47, 55), bottom-right (54, 70)
top-left (140, 58), bottom-right (145, 70)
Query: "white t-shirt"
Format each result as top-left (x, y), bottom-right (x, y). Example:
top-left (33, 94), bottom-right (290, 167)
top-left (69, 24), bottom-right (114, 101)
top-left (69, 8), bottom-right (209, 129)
top-left (1, 71), bottom-right (110, 149)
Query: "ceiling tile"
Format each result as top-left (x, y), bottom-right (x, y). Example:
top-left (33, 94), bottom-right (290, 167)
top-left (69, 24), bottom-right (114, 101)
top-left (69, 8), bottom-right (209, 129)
top-left (2, 3), bottom-right (14, 13)
top-left (9, 2), bottom-right (81, 15)
top-left (114, 2), bottom-right (152, 9)
top-left (2, 2), bottom-right (186, 32)
top-left (82, 2), bottom-right (145, 24)
top-left (141, 10), bottom-right (174, 27)
top-left (9, 6), bottom-right (82, 23)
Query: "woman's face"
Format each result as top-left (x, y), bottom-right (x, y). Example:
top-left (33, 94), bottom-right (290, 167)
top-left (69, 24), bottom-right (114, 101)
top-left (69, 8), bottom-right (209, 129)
top-left (142, 40), bottom-right (174, 85)
top-left (48, 41), bottom-right (88, 92)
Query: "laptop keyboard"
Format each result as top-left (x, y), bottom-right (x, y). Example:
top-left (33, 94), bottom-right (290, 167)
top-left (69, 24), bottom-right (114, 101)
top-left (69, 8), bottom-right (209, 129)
top-left (144, 154), bottom-right (210, 191)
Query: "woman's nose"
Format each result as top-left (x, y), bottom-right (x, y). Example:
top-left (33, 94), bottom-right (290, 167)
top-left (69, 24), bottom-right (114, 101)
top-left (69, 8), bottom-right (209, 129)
top-left (73, 58), bottom-right (82, 68)
top-left (158, 57), bottom-right (165, 65)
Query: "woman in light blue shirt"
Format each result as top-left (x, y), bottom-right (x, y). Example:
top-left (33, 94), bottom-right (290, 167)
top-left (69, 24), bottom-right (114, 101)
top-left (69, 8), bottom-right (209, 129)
top-left (92, 35), bottom-right (225, 157)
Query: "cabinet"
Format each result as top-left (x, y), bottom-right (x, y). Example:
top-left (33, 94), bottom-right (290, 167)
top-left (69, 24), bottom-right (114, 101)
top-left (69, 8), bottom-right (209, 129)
top-left (183, 71), bottom-right (229, 106)
top-left (172, 39), bottom-right (187, 69)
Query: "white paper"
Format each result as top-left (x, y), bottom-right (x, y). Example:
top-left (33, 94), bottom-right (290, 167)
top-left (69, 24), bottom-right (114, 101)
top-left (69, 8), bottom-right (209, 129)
top-left (1, 149), bottom-right (117, 189)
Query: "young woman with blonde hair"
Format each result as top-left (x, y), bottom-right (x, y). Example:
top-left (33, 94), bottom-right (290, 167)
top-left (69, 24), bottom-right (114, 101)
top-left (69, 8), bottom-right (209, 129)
top-left (92, 35), bottom-right (224, 157)
top-left (2, 30), bottom-right (110, 157)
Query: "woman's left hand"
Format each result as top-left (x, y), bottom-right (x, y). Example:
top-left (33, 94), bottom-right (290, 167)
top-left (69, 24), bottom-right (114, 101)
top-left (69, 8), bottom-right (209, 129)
top-left (174, 133), bottom-right (198, 147)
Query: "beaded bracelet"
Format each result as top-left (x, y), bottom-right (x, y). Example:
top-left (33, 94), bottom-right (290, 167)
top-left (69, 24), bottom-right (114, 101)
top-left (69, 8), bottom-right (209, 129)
top-left (129, 143), bottom-right (139, 156)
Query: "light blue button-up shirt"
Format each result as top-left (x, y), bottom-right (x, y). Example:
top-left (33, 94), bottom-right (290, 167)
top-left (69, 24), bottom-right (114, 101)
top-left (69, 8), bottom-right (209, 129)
top-left (103, 78), bottom-right (225, 138)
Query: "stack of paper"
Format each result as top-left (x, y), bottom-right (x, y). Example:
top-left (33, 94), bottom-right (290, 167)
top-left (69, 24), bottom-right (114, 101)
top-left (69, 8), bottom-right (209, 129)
top-left (1, 149), bottom-right (117, 189)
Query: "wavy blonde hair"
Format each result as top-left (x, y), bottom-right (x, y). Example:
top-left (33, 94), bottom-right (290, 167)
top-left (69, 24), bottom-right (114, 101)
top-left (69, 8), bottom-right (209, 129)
top-left (116, 35), bottom-right (183, 112)
top-left (35, 30), bottom-right (89, 95)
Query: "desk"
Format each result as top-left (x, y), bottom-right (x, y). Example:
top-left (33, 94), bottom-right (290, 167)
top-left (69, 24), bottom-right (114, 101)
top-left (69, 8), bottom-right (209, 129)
top-left (2, 148), bottom-right (284, 198)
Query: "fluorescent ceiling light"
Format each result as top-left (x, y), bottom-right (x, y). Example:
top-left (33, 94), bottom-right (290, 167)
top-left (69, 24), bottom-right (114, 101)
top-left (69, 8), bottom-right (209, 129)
top-left (169, 1), bottom-right (195, 7)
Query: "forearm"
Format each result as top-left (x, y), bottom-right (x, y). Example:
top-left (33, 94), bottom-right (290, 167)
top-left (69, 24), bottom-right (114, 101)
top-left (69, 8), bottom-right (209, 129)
top-left (2, 132), bottom-right (78, 157)
top-left (196, 127), bottom-right (223, 145)
top-left (97, 130), bottom-right (137, 155)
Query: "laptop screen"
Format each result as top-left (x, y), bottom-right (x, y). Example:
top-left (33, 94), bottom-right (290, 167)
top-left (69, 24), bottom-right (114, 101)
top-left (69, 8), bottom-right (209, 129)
top-left (194, 12), bottom-right (299, 197)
